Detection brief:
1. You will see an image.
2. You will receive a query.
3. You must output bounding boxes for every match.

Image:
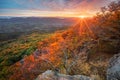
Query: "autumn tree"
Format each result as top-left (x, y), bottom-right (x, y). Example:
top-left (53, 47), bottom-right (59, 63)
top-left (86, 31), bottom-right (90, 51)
top-left (95, 0), bottom-right (120, 53)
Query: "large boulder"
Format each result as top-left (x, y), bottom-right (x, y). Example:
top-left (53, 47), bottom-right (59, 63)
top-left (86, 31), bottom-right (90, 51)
top-left (107, 53), bottom-right (120, 80)
top-left (36, 70), bottom-right (92, 80)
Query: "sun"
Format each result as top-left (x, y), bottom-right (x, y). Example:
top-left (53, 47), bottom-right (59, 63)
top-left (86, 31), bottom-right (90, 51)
top-left (78, 15), bottom-right (87, 19)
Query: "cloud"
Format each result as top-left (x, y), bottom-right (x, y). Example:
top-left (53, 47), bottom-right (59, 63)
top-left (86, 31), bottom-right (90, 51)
top-left (11, 0), bottom-right (116, 12)
top-left (1, 0), bottom-right (117, 11)
top-left (0, 0), bottom-right (117, 17)
top-left (17, 0), bottom-right (114, 12)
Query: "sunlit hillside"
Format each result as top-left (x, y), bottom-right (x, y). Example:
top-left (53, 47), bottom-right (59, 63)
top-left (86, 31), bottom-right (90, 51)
top-left (0, 0), bottom-right (120, 80)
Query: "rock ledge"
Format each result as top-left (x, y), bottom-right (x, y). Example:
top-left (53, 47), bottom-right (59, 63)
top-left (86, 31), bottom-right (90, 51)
top-left (36, 70), bottom-right (92, 80)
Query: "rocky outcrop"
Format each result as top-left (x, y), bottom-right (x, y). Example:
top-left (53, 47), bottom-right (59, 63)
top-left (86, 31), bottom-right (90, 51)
top-left (36, 70), bottom-right (92, 80)
top-left (107, 53), bottom-right (120, 80)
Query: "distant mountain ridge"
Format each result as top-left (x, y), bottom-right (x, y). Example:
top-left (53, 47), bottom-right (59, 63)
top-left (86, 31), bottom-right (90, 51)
top-left (0, 17), bottom-right (77, 33)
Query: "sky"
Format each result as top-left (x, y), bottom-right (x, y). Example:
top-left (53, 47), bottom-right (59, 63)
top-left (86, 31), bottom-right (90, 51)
top-left (0, 0), bottom-right (117, 18)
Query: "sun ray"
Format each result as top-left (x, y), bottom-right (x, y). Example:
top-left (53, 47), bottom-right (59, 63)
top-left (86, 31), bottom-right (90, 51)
top-left (82, 19), bottom-right (95, 38)
top-left (79, 19), bottom-right (84, 36)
